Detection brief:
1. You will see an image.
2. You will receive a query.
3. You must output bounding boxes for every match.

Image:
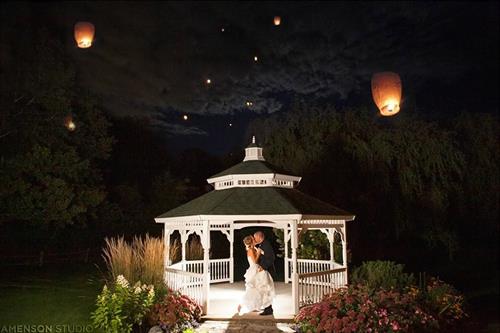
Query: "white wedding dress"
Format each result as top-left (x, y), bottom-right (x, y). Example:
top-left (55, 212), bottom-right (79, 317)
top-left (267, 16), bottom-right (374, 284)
top-left (241, 254), bottom-right (275, 312)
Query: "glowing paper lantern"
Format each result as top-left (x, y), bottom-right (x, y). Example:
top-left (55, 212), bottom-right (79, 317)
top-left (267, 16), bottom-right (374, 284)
top-left (274, 16), bottom-right (281, 26)
top-left (74, 22), bottom-right (95, 48)
top-left (64, 115), bottom-right (76, 131)
top-left (371, 72), bottom-right (402, 116)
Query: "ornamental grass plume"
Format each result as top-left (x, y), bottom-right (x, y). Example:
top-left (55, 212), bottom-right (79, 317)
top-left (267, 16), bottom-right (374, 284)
top-left (186, 235), bottom-right (203, 260)
top-left (134, 234), bottom-right (164, 287)
top-left (103, 236), bottom-right (135, 283)
top-left (103, 234), bottom-right (180, 288)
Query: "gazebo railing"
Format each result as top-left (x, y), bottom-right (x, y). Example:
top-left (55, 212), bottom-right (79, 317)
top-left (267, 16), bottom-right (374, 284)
top-left (177, 258), bottom-right (230, 283)
top-left (165, 267), bottom-right (206, 309)
top-left (298, 267), bottom-right (347, 306)
top-left (286, 258), bottom-right (340, 283)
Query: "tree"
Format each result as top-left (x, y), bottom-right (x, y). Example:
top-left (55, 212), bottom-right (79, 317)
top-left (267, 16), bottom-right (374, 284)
top-left (0, 27), bottom-right (112, 242)
top-left (247, 103), bottom-right (481, 266)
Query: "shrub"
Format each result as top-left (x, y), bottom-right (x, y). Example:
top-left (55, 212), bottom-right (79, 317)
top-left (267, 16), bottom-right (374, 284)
top-left (92, 275), bottom-right (155, 333)
top-left (422, 277), bottom-right (467, 327)
top-left (351, 261), bottom-right (415, 292)
top-left (295, 284), bottom-right (438, 333)
top-left (148, 290), bottom-right (202, 333)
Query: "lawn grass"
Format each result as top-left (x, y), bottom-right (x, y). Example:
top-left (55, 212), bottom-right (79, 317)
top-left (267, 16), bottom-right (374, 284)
top-left (0, 264), bottom-right (104, 326)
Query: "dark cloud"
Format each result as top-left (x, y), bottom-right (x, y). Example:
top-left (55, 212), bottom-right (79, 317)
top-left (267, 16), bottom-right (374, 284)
top-left (4, 1), bottom-right (497, 143)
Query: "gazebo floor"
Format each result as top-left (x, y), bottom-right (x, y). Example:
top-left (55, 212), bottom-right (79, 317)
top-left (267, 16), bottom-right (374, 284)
top-left (205, 281), bottom-right (294, 320)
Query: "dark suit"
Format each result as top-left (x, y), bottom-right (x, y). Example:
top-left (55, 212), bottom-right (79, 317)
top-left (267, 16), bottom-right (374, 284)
top-left (256, 239), bottom-right (275, 312)
top-left (256, 240), bottom-right (275, 275)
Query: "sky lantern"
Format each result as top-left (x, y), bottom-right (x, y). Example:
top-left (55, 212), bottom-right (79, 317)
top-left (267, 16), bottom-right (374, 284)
top-left (371, 72), bottom-right (402, 116)
top-left (74, 22), bottom-right (95, 48)
top-left (274, 16), bottom-right (281, 26)
top-left (64, 115), bottom-right (76, 131)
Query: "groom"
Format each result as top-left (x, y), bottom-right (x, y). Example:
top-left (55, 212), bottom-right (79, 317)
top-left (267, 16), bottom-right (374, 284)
top-left (254, 231), bottom-right (275, 315)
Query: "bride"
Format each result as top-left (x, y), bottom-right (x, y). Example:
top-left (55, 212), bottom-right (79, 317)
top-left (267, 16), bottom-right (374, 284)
top-left (237, 235), bottom-right (275, 313)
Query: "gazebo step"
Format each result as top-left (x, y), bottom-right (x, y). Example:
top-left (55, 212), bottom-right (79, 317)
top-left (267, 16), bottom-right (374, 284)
top-left (197, 319), bottom-right (296, 333)
top-left (202, 313), bottom-right (294, 322)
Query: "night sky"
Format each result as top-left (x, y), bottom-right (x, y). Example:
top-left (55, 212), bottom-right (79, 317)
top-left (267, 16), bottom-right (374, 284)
top-left (3, 1), bottom-right (498, 154)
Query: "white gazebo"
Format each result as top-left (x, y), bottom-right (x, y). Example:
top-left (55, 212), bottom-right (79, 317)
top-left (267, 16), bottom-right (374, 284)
top-left (155, 137), bottom-right (355, 316)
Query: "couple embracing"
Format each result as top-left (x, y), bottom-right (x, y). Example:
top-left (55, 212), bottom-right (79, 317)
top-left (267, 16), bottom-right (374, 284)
top-left (237, 231), bottom-right (275, 316)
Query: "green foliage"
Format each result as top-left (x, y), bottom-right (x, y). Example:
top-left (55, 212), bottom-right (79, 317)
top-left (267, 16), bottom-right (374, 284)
top-left (422, 277), bottom-right (467, 326)
top-left (0, 29), bottom-right (112, 234)
top-left (274, 229), bottom-right (343, 263)
top-left (298, 230), bottom-right (330, 260)
top-left (91, 275), bottom-right (155, 333)
top-left (248, 103), bottom-right (499, 264)
top-left (351, 261), bottom-right (415, 292)
top-left (0, 144), bottom-right (105, 227)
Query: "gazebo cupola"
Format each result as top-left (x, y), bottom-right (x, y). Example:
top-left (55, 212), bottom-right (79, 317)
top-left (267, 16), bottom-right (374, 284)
top-left (243, 136), bottom-right (265, 161)
top-left (207, 136), bottom-right (302, 190)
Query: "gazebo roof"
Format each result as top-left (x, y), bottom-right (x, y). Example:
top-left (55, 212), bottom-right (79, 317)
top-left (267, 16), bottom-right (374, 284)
top-left (156, 186), bottom-right (354, 219)
top-left (209, 160), bottom-right (294, 179)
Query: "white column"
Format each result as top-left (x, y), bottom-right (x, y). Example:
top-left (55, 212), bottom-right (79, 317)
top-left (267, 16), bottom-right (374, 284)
top-left (329, 229), bottom-right (335, 269)
top-left (291, 220), bottom-right (299, 314)
top-left (180, 229), bottom-right (187, 270)
top-left (163, 227), bottom-right (171, 282)
top-left (341, 223), bottom-right (348, 285)
top-left (202, 221), bottom-right (210, 314)
top-left (229, 222), bottom-right (234, 283)
top-left (284, 226), bottom-right (289, 283)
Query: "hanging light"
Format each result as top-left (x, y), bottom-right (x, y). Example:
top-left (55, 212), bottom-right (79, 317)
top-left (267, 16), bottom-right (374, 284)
top-left (274, 16), bottom-right (281, 26)
top-left (64, 115), bottom-right (76, 131)
top-left (254, 56), bottom-right (258, 62)
top-left (206, 78), bottom-right (211, 84)
top-left (183, 114), bottom-right (188, 120)
top-left (371, 72), bottom-right (402, 116)
top-left (74, 22), bottom-right (95, 48)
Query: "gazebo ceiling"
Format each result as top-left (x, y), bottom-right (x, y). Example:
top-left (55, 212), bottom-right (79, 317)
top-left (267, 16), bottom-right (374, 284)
top-left (156, 186), bottom-right (354, 219)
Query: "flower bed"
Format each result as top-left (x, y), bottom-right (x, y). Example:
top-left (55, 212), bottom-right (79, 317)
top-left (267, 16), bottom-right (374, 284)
top-left (295, 268), bottom-right (467, 332)
top-left (91, 275), bottom-right (202, 333)
top-left (92, 275), bottom-right (155, 333)
top-left (148, 290), bottom-right (202, 333)
top-left (295, 285), bottom-right (438, 332)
